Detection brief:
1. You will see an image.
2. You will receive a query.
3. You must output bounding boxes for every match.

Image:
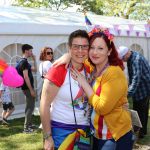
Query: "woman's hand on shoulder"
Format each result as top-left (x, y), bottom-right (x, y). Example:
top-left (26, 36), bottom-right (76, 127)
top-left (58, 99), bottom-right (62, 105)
top-left (52, 53), bottom-right (71, 69)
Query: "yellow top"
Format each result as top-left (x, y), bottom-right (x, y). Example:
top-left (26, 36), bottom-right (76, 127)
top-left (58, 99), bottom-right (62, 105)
top-left (89, 66), bottom-right (132, 141)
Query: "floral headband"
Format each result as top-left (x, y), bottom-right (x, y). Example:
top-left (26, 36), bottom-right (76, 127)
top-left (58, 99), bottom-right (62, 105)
top-left (88, 26), bottom-right (114, 42)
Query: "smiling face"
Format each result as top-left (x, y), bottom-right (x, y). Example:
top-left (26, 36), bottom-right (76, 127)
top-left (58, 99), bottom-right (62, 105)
top-left (69, 37), bottom-right (89, 68)
top-left (89, 37), bottom-right (111, 67)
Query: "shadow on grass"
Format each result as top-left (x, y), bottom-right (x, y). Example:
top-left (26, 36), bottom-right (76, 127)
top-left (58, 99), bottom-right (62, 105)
top-left (0, 116), bottom-right (43, 150)
top-left (128, 98), bottom-right (150, 146)
top-left (0, 115), bottom-right (41, 137)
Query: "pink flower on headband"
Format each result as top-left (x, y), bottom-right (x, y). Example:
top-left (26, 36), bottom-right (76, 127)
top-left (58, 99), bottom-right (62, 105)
top-left (88, 26), bottom-right (114, 42)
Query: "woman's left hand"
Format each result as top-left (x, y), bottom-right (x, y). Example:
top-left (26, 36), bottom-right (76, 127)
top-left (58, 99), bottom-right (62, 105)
top-left (71, 68), bottom-right (95, 98)
top-left (70, 68), bottom-right (87, 86)
top-left (52, 53), bottom-right (71, 68)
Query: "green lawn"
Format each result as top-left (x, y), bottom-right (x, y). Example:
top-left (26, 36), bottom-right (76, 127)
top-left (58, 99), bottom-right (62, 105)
top-left (0, 112), bottom-right (150, 150)
top-left (0, 116), bottom-right (43, 150)
top-left (136, 113), bottom-right (150, 145)
top-left (128, 98), bottom-right (150, 146)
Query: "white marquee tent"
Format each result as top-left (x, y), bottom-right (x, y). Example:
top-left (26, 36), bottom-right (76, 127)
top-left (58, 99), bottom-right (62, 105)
top-left (0, 6), bottom-right (150, 119)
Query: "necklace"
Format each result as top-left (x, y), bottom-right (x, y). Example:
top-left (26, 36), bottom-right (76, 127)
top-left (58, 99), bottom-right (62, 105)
top-left (90, 63), bottom-right (109, 86)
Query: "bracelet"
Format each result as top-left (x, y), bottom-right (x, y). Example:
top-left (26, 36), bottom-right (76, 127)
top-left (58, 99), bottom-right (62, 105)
top-left (43, 131), bottom-right (52, 140)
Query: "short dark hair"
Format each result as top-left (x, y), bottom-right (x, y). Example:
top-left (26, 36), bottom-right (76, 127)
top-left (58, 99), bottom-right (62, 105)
top-left (22, 44), bottom-right (33, 53)
top-left (68, 30), bottom-right (89, 47)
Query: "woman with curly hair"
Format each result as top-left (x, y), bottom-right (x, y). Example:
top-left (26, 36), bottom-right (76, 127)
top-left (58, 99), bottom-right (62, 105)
top-left (39, 47), bottom-right (54, 78)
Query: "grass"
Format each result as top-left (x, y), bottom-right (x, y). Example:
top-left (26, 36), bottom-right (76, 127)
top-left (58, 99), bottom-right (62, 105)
top-left (136, 114), bottom-right (150, 146)
top-left (0, 108), bottom-right (150, 150)
top-left (0, 116), bottom-right (43, 150)
top-left (128, 98), bottom-right (150, 146)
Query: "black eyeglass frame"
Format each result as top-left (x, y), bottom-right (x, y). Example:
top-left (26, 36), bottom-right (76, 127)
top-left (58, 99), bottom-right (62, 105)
top-left (71, 44), bottom-right (89, 51)
top-left (46, 52), bottom-right (53, 55)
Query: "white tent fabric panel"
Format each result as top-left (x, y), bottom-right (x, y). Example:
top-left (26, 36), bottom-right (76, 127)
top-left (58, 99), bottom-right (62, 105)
top-left (0, 6), bottom-right (149, 120)
top-left (0, 23), bottom-right (85, 35)
top-left (0, 35), bottom-right (68, 52)
top-left (0, 6), bottom-right (149, 37)
top-left (115, 37), bottom-right (148, 58)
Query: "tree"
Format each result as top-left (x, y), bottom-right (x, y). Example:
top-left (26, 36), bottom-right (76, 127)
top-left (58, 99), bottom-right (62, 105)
top-left (99, 0), bottom-right (141, 19)
top-left (13, 0), bottom-right (73, 10)
top-left (78, 0), bottom-right (149, 20)
top-left (13, 0), bottom-right (104, 13)
top-left (129, 0), bottom-right (150, 20)
top-left (76, 0), bottom-right (104, 15)
top-left (13, 0), bottom-right (149, 20)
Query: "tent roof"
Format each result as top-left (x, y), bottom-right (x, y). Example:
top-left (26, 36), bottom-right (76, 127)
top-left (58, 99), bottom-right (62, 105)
top-left (0, 6), bottom-right (149, 37)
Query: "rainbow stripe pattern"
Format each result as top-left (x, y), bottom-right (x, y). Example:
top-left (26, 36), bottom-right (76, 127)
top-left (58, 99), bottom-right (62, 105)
top-left (0, 59), bottom-right (8, 76)
top-left (58, 129), bottom-right (89, 150)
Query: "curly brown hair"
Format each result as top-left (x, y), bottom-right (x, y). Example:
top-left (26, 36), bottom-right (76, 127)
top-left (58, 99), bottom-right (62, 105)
top-left (39, 47), bottom-right (54, 62)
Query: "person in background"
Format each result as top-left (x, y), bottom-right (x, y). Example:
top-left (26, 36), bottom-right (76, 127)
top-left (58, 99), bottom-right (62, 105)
top-left (39, 46), bottom-right (54, 78)
top-left (18, 44), bottom-right (37, 133)
top-left (38, 47), bottom-right (54, 129)
top-left (40, 30), bottom-right (90, 150)
top-left (0, 82), bottom-right (15, 124)
top-left (118, 46), bottom-right (150, 139)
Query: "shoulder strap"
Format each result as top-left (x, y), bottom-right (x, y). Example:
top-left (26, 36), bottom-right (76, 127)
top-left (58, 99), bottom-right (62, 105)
top-left (18, 58), bottom-right (26, 64)
top-left (16, 58), bottom-right (27, 74)
top-left (41, 62), bottom-right (44, 78)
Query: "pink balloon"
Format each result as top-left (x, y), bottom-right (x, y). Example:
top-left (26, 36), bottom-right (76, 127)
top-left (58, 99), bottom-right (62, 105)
top-left (2, 66), bottom-right (24, 88)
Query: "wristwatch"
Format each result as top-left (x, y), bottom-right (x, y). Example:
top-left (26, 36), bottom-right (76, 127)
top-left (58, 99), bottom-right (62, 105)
top-left (43, 131), bottom-right (52, 140)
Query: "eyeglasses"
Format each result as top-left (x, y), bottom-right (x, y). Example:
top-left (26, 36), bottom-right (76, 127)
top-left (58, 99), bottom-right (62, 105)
top-left (46, 52), bottom-right (53, 55)
top-left (71, 44), bottom-right (89, 51)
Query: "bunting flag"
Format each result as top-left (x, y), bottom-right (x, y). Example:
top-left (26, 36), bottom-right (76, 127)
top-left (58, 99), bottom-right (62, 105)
top-left (145, 24), bottom-right (150, 32)
top-left (126, 30), bottom-right (130, 36)
top-left (113, 24), bottom-right (119, 31)
top-left (144, 32), bottom-right (147, 37)
top-left (84, 12), bottom-right (92, 25)
top-left (128, 24), bottom-right (134, 31)
top-left (117, 29), bottom-right (121, 36)
top-left (83, 13), bottom-right (149, 37)
top-left (136, 31), bottom-right (140, 37)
